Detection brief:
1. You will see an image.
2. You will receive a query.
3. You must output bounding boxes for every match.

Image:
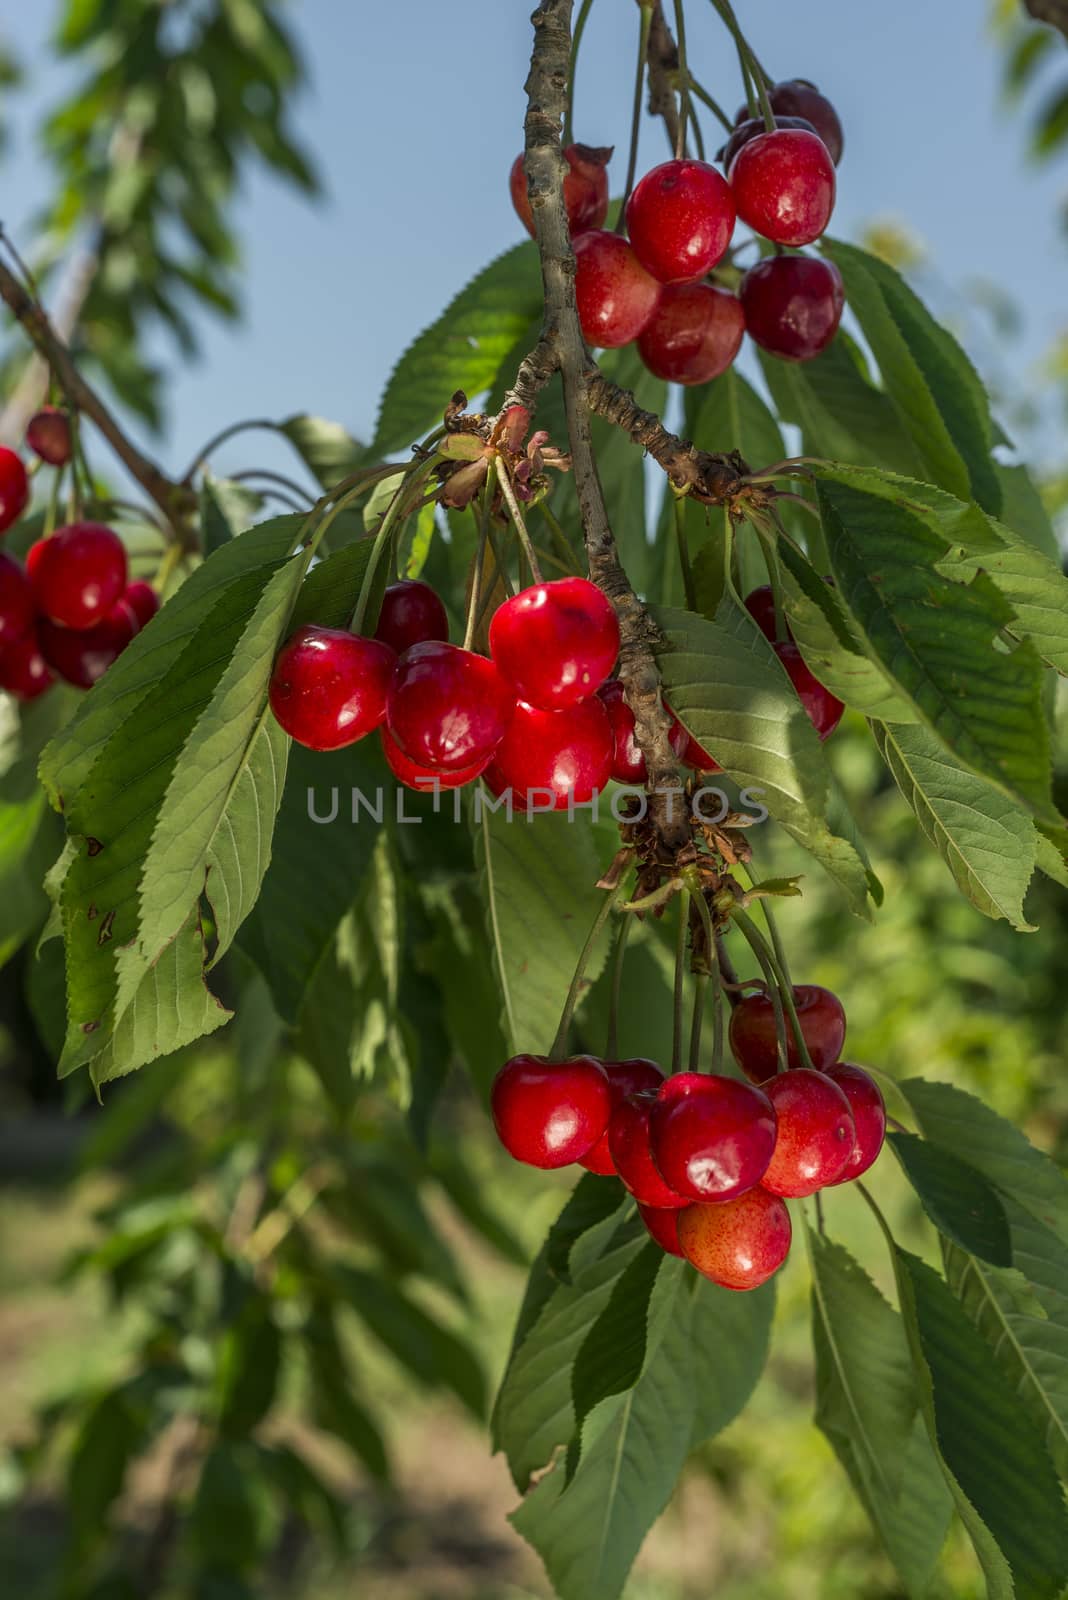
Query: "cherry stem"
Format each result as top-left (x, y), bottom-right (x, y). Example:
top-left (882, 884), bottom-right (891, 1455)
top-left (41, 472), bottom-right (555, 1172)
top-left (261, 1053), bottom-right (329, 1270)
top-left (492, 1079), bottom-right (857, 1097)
top-left (497, 463), bottom-right (544, 585)
top-left (709, 0), bottom-right (774, 126)
top-left (688, 971), bottom-right (708, 1072)
top-left (537, 503), bottom-right (582, 574)
top-left (231, 468), bottom-right (316, 505)
top-left (814, 1190), bottom-right (826, 1234)
top-left (714, 930), bottom-right (745, 1009)
top-left (620, 878), bottom-right (684, 913)
top-left (710, 976), bottom-right (725, 1072)
top-left (732, 906), bottom-right (815, 1071)
top-left (739, 853), bottom-right (793, 985)
top-left (180, 417), bottom-right (278, 483)
top-left (671, 0), bottom-right (691, 158)
top-left (605, 911), bottom-right (633, 1058)
top-left (44, 461), bottom-right (63, 539)
top-left (672, 493), bottom-right (697, 611)
top-left (687, 76), bottom-right (734, 134)
top-left (563, 0), bottom-right (597, 147)
top-left (349, 464), bottom-right (435, 634)
top-left (729, 906), bottom-right (789, 1072)
top-left (617, 3), bottom-right (656, 235)
top-left (549, 886), bottom-right (622, 1061)
top-left (463, 462), bottom-right (497, 652)
top-left (671, 890), bottom-right (689, 1074)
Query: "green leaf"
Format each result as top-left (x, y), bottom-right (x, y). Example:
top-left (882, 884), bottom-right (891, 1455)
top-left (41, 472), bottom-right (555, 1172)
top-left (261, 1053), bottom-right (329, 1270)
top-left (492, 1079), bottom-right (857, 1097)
top-left (815, 477), bottom-right (1055, 822)
top-left (333, 1265), bottom-right (485, 1419)
top-left (67, 1387), bottom-right (149, 1543)
top-left (191, 1442), bottom-right (268, 1571)
top-left (370, 241), bottom-right (542, 457)
top-left (288, 538), bottom-right (374, 631)
top-left (218, 1301), bottom-right (281, 1436)
top-left (687, 1271), bottom-right (775, 1444)
top-left (474, 802), bottom-right (614, 1056)
top-left (200, 475), bottom-right (264, 552)
top-left (279, 413), bottom-right (363, 487)
top-left (546, 1171), bottom-right (628, 1282)
top-left (888, 1132), bottom-right (1013, 1264)
top-left (570, 1244), bottom-right (679, 1447)
top-left (808, 1231), bottom-right (951, 1596)
top-left (871, 720), bottom-right (1037, 929)
top-left (686, 367), bottom-right (785, 596)
top-left (824, 239), bottom-right (1001, 514)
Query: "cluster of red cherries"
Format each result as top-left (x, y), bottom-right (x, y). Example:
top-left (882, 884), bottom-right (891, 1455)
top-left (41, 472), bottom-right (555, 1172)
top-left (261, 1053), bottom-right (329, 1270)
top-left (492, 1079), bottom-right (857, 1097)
top-left (510, 78), bottom-right (845, 378)
top-left (491, 983), bottom-right (885, 1291)
top-left (0, 417), bottom-right (158, 701)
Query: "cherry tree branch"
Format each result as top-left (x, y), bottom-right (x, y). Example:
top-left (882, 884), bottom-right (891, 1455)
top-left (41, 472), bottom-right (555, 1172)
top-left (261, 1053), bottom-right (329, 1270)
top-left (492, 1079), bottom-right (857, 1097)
top-left (1022, 0), bottom-right (1068, 36)
top-left (522, 0), bottom-right (689, 848)
top-left (646, 0), bottom-right (683, 152)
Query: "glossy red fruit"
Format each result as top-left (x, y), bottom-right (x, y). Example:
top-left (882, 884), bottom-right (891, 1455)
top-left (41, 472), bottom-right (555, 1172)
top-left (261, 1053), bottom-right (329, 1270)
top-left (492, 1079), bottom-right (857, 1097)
top-left (596, 679), bottom-right (689, 784)
top-left (609, 1090), bottom-right (690, 1208)
top-left (680, 727), bottom-right (722, 774)
top-left (740, 255), bottom-right (844, 362)
top-left (776, 641), bottom-right (844, 740)
top-left (649, 1072), bottom-right (777, 1203)
top-left (573, 230), bottom-right (661, 348)
top-left (625, 159), bottom-right (736, 284)
top-left (729, 983), bottom-right (846, 1081)
top-left (387, 641), bottom-right (513, 772)
top-left (677, 1186), bottom-right (792, 1290)
top-left (719, 114), bottom-right (820, 171)
top-left (380, 726), bottom-right (488, 791)
top-left (637, 283), bottom-right (745, 385)
top-left (270, 625), bottom-right (395, 751)
top-left (490, 1053), bottom-right (612, 1169)
top-left (761, 1069), bottom-right (856, 1197)
top-left (0, 448), bottom-right (30, 536)
top-left (27, 523), bottom-right (127, 629)
top-left (0, 628), bottom-right (54, 700)
top-left (744, 583), bottom-right (787, 641)
top-left (510, 143), bottom-right (611, 237)
top-left (484, 696), bottom-right (613, 811)
top-left (766, 81), bottom-right (844, 166)
top-left (490, 577), bottom-right (619, 712)
top-left (638, 1202), bottom-right (685, 1257)
top-left (729, 129), bottom-right (835, 247)
top-left (822, 1064), bottom-right (887, 1185)
top-left (0, 553), bottom-right (35, 648)
top-left (26, 406), bottom-right (72, 466)
top-left (374, 580), bottom-right (449, 655)
top-left (39, 599), bottom-right (139, 688)
top-left (580, 1057), bottom-right (664, 1175)
top-left (122, 580), bottom-right (160, 630)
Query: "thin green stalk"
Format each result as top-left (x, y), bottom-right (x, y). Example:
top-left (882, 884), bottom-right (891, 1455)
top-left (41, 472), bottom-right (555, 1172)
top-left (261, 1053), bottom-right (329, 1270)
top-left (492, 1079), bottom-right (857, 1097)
top-left (538, 504), bottom-right (581, 573)
top-left (742, 852), bottom-right (793, 989)
top-left (621, 878), bottom-right (683, 914)
top-left (710, 978), bottom-right (725, 1072)
top-left (672, 0), bottom-right (693, 158)
top-left (688, 971), bottom-right (709, 1072)
top-left (497, 466), bottom-right (543, 584)
top-left (672, 891), bottom-right (689, 1074)
top-left (564, 0), bottom-right (597, 146)
top-left (731, 906), bottom-right (814, 1070)
top-left (44, 460), bottom-right (63, 538)
top-left (605, 911), bottom-right (633, 1059)
top-left (688, 76), bottom-right (734, 133)
top-left (617, 3), bottom-right (656, 232)
top-left (463, 462), bottom-right (496, 651)
top-left (673, 494), bottom-right (696, 610)
top-left (349, 464), bottom-right (435, 634)
top-left (550, 888), bottom-right (621, 1061)
top-left (709, 0), bottom-right (775, 126)
top-left (729, 906), bottom-right (789, 1072)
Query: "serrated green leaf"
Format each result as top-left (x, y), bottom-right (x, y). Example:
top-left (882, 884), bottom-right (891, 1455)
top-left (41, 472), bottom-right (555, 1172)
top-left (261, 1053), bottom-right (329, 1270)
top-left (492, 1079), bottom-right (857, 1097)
top-left (934, 500), bottom-right (1068, 675)
top-left (546, 1171), bottom-right (628, 1283)
top-left (808, 1231), bottom-right (951, 1597)
top-left (872, 720), bottom-right (1037, 929)
top-left (288, 537), bottom-right (374, 630)
top-left (1035, 823), bottom-right (1068, 889)
top-left (279, 412), bottom-right (363, 487)
top-left (889, 1132), bottom-right (1012, 1264)
top-left (570, 1245), bottom-right (680, 1454)
top-left (685, 368), bottom-right (784, 595)
top-left (200, 475), bottom-right (264, 552)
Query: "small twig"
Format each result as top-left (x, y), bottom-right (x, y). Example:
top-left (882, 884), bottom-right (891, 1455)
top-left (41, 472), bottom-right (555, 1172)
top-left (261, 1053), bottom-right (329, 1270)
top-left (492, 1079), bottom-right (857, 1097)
top-left (646, 0), bottom-right (682, 153)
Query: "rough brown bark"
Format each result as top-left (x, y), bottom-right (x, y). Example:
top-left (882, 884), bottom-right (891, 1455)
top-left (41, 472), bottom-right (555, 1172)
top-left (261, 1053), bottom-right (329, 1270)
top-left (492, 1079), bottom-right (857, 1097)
top-left (1023, 0), bottom-right (1068, 38)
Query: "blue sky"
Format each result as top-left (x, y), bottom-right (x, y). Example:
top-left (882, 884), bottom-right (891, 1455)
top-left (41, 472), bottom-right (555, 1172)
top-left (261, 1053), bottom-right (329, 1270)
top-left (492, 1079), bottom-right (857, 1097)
top-left (1, 0), bottom-right (1065, 488)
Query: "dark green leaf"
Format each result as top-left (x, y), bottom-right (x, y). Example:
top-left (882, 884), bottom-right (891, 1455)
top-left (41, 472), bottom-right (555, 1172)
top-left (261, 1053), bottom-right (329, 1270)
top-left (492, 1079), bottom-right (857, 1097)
top-left (280, 413), bottom-right (363, 487)
top-left (570, 1243), bottom-right (678, 1446)
top-left (334, 1265), bottom-right (485, 1419)
top-left (218, 1303), bottom-right (282, 1436)
top-left (889, 1131), bottom-right (1012, 1264)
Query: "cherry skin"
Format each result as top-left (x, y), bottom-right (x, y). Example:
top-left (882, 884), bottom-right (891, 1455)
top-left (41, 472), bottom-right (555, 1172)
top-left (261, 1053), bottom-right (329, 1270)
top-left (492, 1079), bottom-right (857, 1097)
top-left (777, 641), bottom-right (844, 740)
top-left (761, 1069), bottom-right (856, 1197)
top-left (729, 129), bottom-right (836, 247)
top-left (484, 695), bottom-right (613, 811)
top-left (822, 1064), bottom-right (887, 1185)
top-left (0, 628), bottom-right (54, 700)
top-left (638, 1202), bottom-right (686, 1258)
top-left (729, 983), bottom-right (846, 1081)
top-left (764, 81), bottom-right (844, 166)
top-left (374, 579), bottom-right (449, 655)
top-left (597, 679), bottom-right (689, 784)
top-left (0, 553), bottom-right (36, 648)
top-left (740, 255), bottom-right (844, 363)
top-left (490, 576), bottom-right (619, 712)
top-left (744, 583), bottom-right (785, 640)
top-left (677, 1186), bottom-right (792, 1291)
top-left (510, 143), bottom-right (611, 238)
top-left (0, 449), bottom-right (29, 536)
top-left (637, 283), bottom-right (745, 385)
top-left (27, 523), bottom-right (127, 630)
top-left (38, 598), bottom-right (140, 688)
top-left (580, 1057), bottom-right (664, 1175)
top-left (380, 726), bottom-right (488, 791)
top-left (573, 231), bottom-right (661, 348)
top-left (386, 640), bottom-right (514, 772)
top-left (122, 580), bottom-right (160, 630)
top-left (608, 1090), bottom-right (690, 1208)
top-left (649, 1072), bottom-right (777, 1203)
top-left (26, 406), bottom-right (72, 467)
top-left (719, 114), bottom-right (819, 172)
top-left (490, 1053), bottom-right (612, 1169)
top-left (679, 727), bottom-right (722, 774)
top-left (625, 159), bottom-right (736, 285)
top-left (270, 625), bottom-right (395, 751)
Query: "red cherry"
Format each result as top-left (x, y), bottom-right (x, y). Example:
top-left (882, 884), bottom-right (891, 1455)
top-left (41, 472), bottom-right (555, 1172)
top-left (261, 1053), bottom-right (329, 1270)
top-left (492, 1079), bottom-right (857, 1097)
top-left (510, 143), bottom-right (611, 238)
top-left (0, 553), bottom-right (35, 648)
top-left (729, 129), bottom-right (836, 247)
top-left (743, 583), bottom-right (787, 640)
top-left (763, 81), bottom-right (844, 166)
top-left (822, 1064), bottom-right (886, 1185)
top-left (387, 641), bottom-right (513, 772)
top-left (608, 1090), bottom-right (690, 1208)
top-left (0, 628), bottom-right (54, 700)
top-left (490, 1053), bottom-right (612, 1169)
top-left (625, 159), bottom-right (736, 285)
top-left (677, 1186), bottom-right (792, 1291)
top-left (39, 599), bottom-right (140, 688)
top-left (380, 726), bottom-right (488, 790)
top-left (490, 577), bottom-right (619, 711)
top-left (649, 1072), bottom-right (777, 1203)
top-left (580, 1059), bottom-right (664, 1175)
top-left (573, 230), bottom-right (661, 348)
top-left (776, 641), bottom-right (844, 740)
top-left (637, 283), bottom-right (745, 385)
top-left (374, 580), bottom-right (449, 655)
top-left (0, 449), bottom-right (30, 536)
top-left (485, 696), bottom-right (612, 812)
top-left (761, 1069), bottom-right (856, 1197)
top-left (740, 255), bottom-right (844, 363)
top-left (27, 523), bottom-right (127, 630)
top-left (26, 406), bottom-right (73, 467)
top-left (122, 580), bottom-right (160, 630)
top-left (728, 983), bottom-right (846, 1081)
top-left (269, 625), bottom-right (395, 751)
top-left (719, 114), bottom-right (820, 172)
top-left (596, 680), bottom-right (690, 784)
top-left (638, 1202), bottom-right (686, 1257)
